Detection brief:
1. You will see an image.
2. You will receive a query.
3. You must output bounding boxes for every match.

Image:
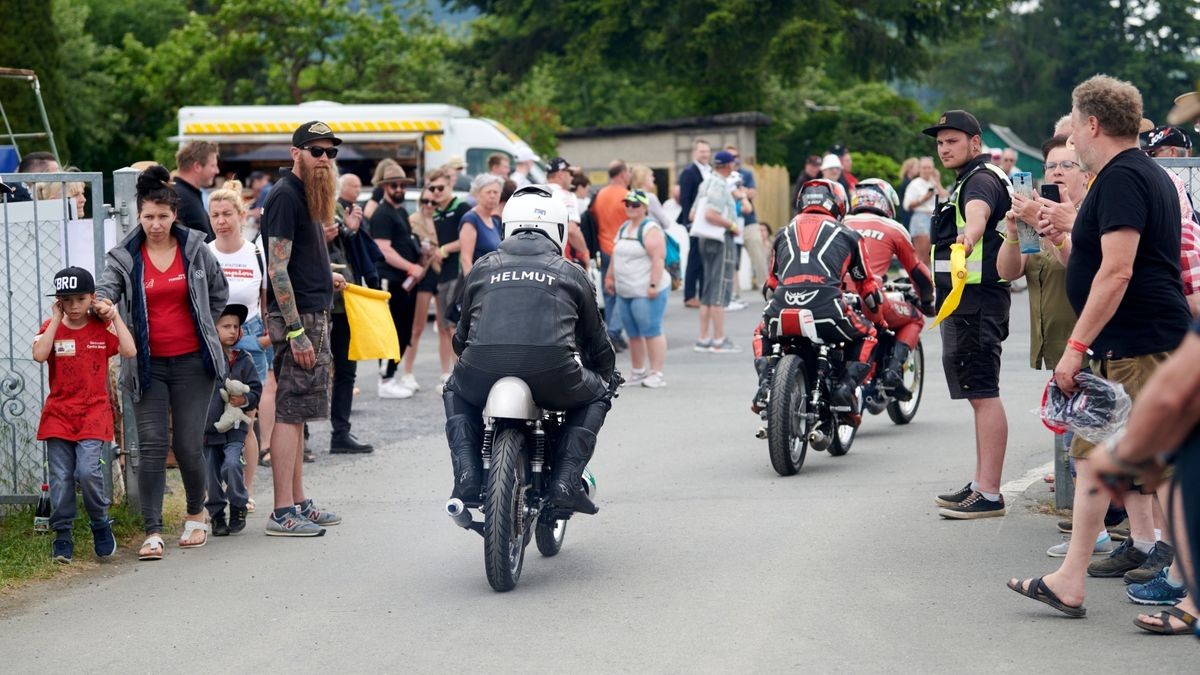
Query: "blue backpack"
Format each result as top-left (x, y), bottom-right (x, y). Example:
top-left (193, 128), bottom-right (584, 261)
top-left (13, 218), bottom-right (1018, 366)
top-left (626, 218), bottom-right (680, 268)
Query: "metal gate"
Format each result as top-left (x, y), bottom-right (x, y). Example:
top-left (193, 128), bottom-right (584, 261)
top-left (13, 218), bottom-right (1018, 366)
top-left (0, 171), bottom-right (109, 506)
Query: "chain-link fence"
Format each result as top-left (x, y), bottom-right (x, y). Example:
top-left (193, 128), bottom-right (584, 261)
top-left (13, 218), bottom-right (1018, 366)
top-left (0, 171), bottom-right (110, 508)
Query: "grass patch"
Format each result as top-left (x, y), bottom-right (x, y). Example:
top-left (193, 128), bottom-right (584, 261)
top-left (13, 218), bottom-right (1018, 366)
top-left (0, 471), bottom-right (187, 592)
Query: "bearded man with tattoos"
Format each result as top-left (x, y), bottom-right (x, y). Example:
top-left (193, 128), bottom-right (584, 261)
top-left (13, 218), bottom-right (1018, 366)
top-left (261, 121), bottom-right (350, 536)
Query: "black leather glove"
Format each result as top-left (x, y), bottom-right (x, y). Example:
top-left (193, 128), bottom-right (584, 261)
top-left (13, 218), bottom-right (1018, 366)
top-left (920, 300), bottom-right (936, 317)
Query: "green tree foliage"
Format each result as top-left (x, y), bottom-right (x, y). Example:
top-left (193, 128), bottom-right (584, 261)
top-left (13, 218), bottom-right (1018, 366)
top-left (450, 0), bottom-right (1003, 129)
top-left (0, 0), bottom-right (69, 160)
top-left (931, 0), bottom-right (1200, 145)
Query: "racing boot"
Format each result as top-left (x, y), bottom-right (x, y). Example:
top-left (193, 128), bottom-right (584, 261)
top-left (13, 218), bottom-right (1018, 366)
top-left (831, 361), bottom-right (871, 407)
top-left (445, 414), bottom-right (484, 503)
top-left (551, 427), bottom-right (600, 515)
top-left (750, 356), bottom-right (773, 413)
top-left (880, 344), bottom-right (913, 402)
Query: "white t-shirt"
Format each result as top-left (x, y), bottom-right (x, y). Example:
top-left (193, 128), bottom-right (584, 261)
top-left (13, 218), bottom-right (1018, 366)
top-left (208, 238), bottom-right (266, 321)
top-left (903, 177), bottom-right (939, 215)
top-left (548, 183), bottom-right (581, 223)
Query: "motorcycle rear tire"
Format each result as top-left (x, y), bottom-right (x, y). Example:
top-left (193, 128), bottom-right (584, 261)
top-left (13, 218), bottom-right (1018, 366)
top-left (484, 427), bottom-right (529, 592)
top-left (767, 354), bottom-right (808, 476)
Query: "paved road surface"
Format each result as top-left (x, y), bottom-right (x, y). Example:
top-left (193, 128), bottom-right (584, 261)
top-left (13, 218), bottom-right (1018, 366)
top-left (1, 291), bottom-right (1194, 672)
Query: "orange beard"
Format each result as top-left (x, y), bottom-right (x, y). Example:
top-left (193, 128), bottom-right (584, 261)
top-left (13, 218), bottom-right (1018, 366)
top-left (299, 162), bottom-right (337, 226)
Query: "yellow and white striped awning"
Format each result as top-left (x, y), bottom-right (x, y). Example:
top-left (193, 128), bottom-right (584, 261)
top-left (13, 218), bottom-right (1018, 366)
top-left (182, 120), bottom-right (444, 135)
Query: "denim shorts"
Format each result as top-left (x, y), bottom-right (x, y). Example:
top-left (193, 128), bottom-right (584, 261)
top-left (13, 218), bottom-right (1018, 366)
top-left (909, 212), bottom-right (932, 238)
top-left (236, 314), bottom-right (273, 382)
top-left (616, 292), bottom-right (669, 338)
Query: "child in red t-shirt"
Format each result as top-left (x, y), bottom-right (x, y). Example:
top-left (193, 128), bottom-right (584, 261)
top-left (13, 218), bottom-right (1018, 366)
top-left (32, 267), bottom-right (136, 563)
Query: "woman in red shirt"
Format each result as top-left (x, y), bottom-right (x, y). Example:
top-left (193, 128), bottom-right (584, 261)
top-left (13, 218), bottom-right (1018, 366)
top-left (95, 166), bottom-right (229, 560)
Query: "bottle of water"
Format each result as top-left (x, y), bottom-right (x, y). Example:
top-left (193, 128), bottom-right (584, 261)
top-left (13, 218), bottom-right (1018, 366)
top-left (33, 483), bottom-right (51, 533)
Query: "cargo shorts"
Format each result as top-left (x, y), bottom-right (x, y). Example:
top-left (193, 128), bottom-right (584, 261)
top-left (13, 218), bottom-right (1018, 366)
top-left (940, 309), bottom-right (1009, 399)
top-left (267, 310), bottom-right (332, 424)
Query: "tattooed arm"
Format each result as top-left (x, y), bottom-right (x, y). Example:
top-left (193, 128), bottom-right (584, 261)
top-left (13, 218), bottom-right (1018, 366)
top-left (269, 237), bottom-right (316, 370)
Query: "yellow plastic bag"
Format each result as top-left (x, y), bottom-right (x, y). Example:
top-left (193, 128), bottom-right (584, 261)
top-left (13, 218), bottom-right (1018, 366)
top-left (342, 284), bottom-right (401, 361)
top-left (929, 243), bottom-right (966, 329)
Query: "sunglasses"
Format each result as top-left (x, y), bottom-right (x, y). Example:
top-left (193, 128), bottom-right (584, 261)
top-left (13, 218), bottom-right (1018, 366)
top-left (385, 182), bottom-right (406, 190)
top-left (300, 146), bottom-right (339, 159)
top-left (420, 198), bottom-right (436, 206)
top-left (427, 184), bottom-right (446, 192)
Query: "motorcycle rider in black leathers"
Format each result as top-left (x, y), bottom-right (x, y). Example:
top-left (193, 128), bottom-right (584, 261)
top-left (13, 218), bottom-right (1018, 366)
top-left (443, 185), bottom-right (617, 515)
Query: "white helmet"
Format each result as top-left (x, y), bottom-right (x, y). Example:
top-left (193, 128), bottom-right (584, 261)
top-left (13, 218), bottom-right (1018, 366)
top-left (501, 185), bottom-right (568, 252)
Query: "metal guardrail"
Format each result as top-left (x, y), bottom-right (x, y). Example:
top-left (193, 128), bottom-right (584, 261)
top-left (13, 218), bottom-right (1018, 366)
top-left (0, 171), bottom-right (109, 507)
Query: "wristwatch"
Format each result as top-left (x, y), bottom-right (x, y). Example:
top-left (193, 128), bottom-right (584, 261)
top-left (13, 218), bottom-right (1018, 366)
top-left (286, 322), bottom-right (302, 333)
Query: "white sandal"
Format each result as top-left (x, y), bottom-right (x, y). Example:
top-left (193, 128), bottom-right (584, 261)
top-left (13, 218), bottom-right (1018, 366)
top-left (179, 520), bottom-right (210, 549)
top-left (246, 497), bottom-right (256, 513)
top-left (138, 534), bottom-right (165, 561)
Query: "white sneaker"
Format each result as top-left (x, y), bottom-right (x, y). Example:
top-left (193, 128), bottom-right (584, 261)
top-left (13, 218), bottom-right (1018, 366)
top-left (399, 373), bottom-right (421, 392)
top-left (624, 369), bottom-right (647, 387)
top-left (726, 300), bottom-right (747, 312)
top-left (379, 378), bottom-right (414, 400)
top-left (641, 372), bottom-right (666, 388)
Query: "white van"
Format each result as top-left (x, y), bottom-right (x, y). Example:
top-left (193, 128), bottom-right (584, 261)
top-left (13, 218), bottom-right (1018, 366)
top-left (176, 101), bottom-right (545, 186)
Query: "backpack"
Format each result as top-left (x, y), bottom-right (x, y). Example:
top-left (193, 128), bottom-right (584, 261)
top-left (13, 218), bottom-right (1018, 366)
top-left (623, 218), bottom-right (680, 268)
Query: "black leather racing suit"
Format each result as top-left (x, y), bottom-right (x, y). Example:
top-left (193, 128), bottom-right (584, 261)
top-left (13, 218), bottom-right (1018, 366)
top-left (443, 231), bottom-right (616, 513)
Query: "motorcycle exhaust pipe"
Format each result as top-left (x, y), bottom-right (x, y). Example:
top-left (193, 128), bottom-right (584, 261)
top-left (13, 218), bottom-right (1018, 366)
top-left (808, 428), bottom-right (831, 451)
top-left (580, 468), bottom-right (598, 504)
top-left (445, 498), bottom-right (473, 529)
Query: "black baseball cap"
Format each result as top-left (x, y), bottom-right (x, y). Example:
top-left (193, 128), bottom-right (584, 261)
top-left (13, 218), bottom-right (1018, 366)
top-left (1143, 125), bottom-right (1192, 151)
top-left (829, 143), bottom-right (847, 157)
top-left (47, 266), bottom-right (95, 297)
top-left (292, 120), bottom-right (342, 148)
top-left (547, 157), bottom-right (571, 174)
top-left (220, 303), bottom-right (249, 325)
top-left (923, 110), bottom-right (983, 138)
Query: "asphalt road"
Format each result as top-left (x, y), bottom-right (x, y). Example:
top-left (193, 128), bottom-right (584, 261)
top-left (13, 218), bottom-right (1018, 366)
top-left (1, 290), bottom-right (1195, 672)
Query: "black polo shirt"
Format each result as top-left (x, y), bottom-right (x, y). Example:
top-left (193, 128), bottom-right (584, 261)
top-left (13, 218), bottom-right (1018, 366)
top-left (173, 177), bottom-right (214, 241)
top-left (263, 169), bottom-right (333, 314)
top-left (1066, 148), bottom-right (1190, 359)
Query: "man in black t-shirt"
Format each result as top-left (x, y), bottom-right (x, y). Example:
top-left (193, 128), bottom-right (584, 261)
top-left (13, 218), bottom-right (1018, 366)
top-left (923, 109), bottom-right (1014, 520)
top-left (1010, 76), bottom-right (1192, 620)
top-left (173, 141), bottom-right (220, 241)
top-left (261, 120), bottom-right (346, 537)
top-left (368, 162), bottom-right (424, 399)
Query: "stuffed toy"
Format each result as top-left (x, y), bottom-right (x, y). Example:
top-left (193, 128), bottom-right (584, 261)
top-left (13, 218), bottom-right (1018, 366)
top-left (213, 378), bottom-right (253, 433)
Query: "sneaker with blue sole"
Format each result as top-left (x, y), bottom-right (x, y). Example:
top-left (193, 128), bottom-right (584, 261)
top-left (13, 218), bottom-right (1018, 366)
top-left (91, 519), bottom-right (117, 558)
top-left (52, 535), bottom-right (73, 564)
top-left (1047, 532), bottom-right (1115, 558)
top-left (1127, 567), bottom-right (1188, 606)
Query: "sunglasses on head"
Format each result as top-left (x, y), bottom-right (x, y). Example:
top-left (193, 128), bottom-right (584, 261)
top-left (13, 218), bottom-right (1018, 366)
top-left (427, 184), bottom-right (446, 192)
top-left (301, 146), bottom-right (339, 159)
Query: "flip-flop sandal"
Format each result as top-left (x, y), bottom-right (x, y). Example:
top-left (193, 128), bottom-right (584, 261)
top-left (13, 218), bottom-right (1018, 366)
top-left (1007, 576), bottom-right (1086, 618)
top-left (258, 448), bottom-right (272, 467)
top-left (246, 497), bottom-right (256, 513)
top-left (1133, 606), bottom-right (1196, 635)
top-left (138, 534), bottom-right (164, 561)
top-left (178, 520), bottom-right (210, 549)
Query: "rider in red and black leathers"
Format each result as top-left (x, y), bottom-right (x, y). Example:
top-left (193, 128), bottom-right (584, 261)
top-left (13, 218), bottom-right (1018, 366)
top-left (751, 179), bottom-right (881, 411)
top-left (842, 178), bottom-right (936, 401)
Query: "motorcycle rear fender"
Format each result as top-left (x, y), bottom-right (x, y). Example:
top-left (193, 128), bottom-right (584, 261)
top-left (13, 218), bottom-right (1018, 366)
top-left (483, 376), bottom-right (541, 420)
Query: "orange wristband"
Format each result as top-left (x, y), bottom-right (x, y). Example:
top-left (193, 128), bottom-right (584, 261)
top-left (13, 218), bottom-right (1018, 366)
top-left (1067, 339), bottom-right (1089, 354)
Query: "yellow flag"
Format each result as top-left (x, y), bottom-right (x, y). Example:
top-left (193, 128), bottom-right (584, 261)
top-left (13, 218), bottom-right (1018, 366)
top-left (929, 243), bottom-right (966, 329)
top-left (342, 284), bottom-right (401, 361)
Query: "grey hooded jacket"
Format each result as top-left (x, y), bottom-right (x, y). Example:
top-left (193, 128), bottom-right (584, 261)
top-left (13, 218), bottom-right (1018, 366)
top-left (96, 224), bottom-right (229, 402)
